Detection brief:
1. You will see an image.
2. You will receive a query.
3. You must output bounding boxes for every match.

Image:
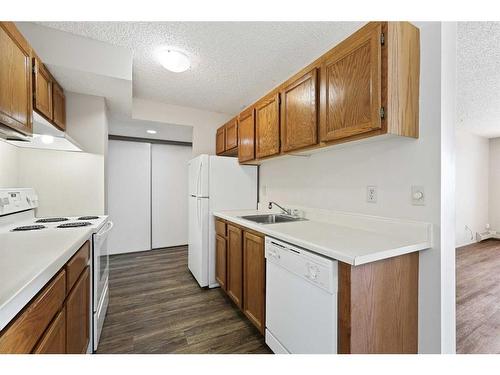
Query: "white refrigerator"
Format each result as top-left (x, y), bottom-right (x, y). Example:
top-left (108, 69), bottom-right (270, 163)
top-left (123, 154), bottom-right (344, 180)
top-left (188, 154), bottom-right (258, 288)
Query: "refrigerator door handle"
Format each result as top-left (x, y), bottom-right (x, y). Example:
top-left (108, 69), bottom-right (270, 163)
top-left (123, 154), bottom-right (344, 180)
top-left (196, 162), bottom-right (202, 197)
top-left (197, 198), bottom-right (201, 227)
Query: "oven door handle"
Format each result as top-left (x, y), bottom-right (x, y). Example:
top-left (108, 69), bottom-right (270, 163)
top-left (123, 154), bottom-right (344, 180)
top-left (96, 221), bottom-right (114, 238)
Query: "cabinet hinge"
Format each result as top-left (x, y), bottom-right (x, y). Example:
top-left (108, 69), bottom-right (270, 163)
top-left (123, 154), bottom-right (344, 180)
top-left (380, 33), bottom-right (385, 45)
top-left (380, 107), bottom-right (385, 119)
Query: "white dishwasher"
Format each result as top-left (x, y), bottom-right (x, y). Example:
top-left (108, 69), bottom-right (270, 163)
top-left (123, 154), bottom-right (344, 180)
top-left (265, 237), bottom-right (338, 354)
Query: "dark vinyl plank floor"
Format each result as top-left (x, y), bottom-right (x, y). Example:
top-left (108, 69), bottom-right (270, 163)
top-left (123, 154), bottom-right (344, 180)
top-left (97, 246), bottom-right (271, 354)
top-left (456, 239), bottom-right (500, 354)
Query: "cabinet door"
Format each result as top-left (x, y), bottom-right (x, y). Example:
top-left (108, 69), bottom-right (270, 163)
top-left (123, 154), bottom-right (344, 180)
top-left (281, 68), bottom-right (318, 152)
top-left (255, 93), bottom-right (280, 158)
top-left (52, 81), bottom-right (66, 130)
top-left (66, 267), bottom-right (90, 354)
top-left (215, 234), bottom-right (227, 290)
top-left (33, 309), bottom-right (66, 354)
top-left (238, 109), bottom-right (255, 163)
top-left (320, 23), bottom-right (382, 142)
top-left (0, 270), bottom-right (65, 354)
top-left (216, 126), bottom-right (225, 155)
top-left (225, 118), bottom-right (238, 150)
top-left (33, 57), bottom-right (53, 120)
top-left (243, 231), bottom-right (265, 333)
top-left (226, 225), bottom-right (243, 308)
top-left (0, 22), bottom-right (32, 136)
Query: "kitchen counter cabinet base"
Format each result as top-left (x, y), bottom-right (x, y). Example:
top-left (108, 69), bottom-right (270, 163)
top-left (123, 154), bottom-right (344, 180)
top-left (338, 251), bottom-right (419, 354)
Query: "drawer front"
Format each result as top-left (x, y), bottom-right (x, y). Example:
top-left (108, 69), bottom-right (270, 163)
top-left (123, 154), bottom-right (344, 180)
top-left (66, 241), bottom-right (90, 293)
top-left (0, 270), bottom-right (66, 353)
top-left (33, 308), bottom-right (66, 354)
top-left (215, 219), bottom-right (226, 236)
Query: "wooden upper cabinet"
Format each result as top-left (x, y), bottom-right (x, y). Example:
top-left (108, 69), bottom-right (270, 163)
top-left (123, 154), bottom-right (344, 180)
top-left (320, 22), bottom-right (383, 142)
top-left (66, 267), bottom-right (90, 354)
top-left (225, 118), bottom-right (238, 150)
top-left (243, 231), bottom-right (265, 334)
top-left (33, 57), bottom-right (53, 120)
top-left (0, 22), bottom-right (33, 136)
top-left (226, 224), bottom-right (243, 308)
top-left (281, 68), bottom-right (319, 152)
top-left (255, 93), bottom-right (280, 158)
top-left (238, 108), bottom-right (255, 163)
top-left (52, 81), bottom-right (66, 130)
top-left (216, 126), bottom-right (225, 155)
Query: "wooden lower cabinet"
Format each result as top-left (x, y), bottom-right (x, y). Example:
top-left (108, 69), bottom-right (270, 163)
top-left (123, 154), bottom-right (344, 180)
top-left (243, 231), bottom-right (265, 334)
top-left (0, 241), bottom-right (91, 354)
top-left (226, 224), bottom-right (243, 308)
top-left (0, 270), bottom-right (66, 354)
top-left (215, 234), bottom-right (227, 290)
top-left (338, 252), bottom-right (419, 354)
top-left (33, 309), bottom-right (66, 354)
top-left (66, 266), bottom-right (90, 354)
top-left (215, 218), bottom-right (266, 334)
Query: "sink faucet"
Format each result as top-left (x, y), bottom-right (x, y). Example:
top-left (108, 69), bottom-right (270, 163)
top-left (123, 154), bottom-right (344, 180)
top-left (268, 201), bottom-right (292, 215)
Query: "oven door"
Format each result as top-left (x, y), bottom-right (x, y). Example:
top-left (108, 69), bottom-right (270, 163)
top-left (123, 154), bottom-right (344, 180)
top-left (93, 220), bottom-right (113, 310)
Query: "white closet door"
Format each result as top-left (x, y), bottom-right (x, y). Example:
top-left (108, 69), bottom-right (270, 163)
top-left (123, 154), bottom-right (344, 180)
top-left (108, 140), bottom-right (151, 254)
top-left (151, 144), bottom-right (192, 249)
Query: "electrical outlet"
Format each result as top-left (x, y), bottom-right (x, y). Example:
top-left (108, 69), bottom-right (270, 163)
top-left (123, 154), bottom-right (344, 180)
top-left (367, 186), bottom-right (377, 203)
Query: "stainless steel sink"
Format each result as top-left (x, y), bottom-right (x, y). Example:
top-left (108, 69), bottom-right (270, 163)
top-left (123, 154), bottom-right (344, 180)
top-left (239, 214), bottom-right (307, 224)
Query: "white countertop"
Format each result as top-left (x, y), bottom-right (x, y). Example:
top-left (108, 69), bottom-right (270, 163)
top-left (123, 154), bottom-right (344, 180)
top-left (0, 227), bottom-right (93, 331)
top-left (213, 209), bottom-right (432, 266)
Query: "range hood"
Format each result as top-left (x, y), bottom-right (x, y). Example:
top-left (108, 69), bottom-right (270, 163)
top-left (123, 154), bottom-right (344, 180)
top-left (5, 112), bottom-right (83, 152)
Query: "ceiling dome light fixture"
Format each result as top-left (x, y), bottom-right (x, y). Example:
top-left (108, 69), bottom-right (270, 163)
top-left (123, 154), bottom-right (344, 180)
top-left (156, 48), bottom-right (190, 73)
top-left (147, 129), bottom-right (157, 134)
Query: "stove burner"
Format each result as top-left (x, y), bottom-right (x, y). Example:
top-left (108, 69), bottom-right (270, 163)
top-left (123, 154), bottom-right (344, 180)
top-left (77, 216), bottom-right (99, 220)
top-left (36, 217), bottom-right (69, 223)
top-left (12, 225), bottom-right (46, 232)
top-left (57, 222), bottom-right (92, 228)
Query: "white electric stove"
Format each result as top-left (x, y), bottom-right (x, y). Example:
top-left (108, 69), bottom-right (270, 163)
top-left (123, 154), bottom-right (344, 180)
top-left (0, 188), bottom-right (112, 352)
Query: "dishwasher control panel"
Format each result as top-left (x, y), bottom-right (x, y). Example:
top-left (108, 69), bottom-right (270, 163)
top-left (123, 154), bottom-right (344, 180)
top-left (265, 237), bottom-right (338, 293)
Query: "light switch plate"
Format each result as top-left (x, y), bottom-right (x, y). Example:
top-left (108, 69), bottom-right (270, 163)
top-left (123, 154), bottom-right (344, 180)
top-left (367, 186), bottom-right (377, 203)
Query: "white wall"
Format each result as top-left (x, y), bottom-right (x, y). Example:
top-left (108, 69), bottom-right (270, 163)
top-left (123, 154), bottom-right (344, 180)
top-left (259, 22), bottom-right (443, 353)
top-left (132, 98), bottom-right (230, 156)
top-left (455, 128), bottom-right (489, 247)
top-left (17, 150), bottom-right (105, 217)
top-left (440, 22), bottom-right (457, 354)
top-left (0, 140), bottom-right (19, 188)
top-left (489, 138), bottom-right (500, 230)
top-left (14, 92), bottom-right (108, 217)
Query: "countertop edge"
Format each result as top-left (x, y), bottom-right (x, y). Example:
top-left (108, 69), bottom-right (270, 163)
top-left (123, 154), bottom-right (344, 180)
top-left (0, 228), bottom-right (93, 331)
top-left (213, 212), bottom-right (431, 266)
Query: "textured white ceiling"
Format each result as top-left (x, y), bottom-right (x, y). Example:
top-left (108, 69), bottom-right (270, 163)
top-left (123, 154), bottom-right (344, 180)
top-left (37, 22), bottom-right (363, 115)
top-left (458, 22), bottom-right (500, 138)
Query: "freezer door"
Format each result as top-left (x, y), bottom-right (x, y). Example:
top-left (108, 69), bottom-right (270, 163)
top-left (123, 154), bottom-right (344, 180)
top-left (188, 154), bottom-right (209, 197)
top-left (188, 196), bottom-right (209, 287)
